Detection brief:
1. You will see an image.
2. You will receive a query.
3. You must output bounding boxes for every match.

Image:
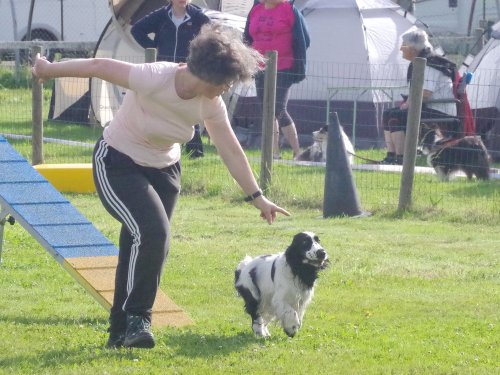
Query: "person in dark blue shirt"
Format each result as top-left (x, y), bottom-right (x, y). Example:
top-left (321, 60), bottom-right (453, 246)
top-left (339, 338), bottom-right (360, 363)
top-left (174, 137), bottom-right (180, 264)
top-left (131, 0), bottom-right (210, 158)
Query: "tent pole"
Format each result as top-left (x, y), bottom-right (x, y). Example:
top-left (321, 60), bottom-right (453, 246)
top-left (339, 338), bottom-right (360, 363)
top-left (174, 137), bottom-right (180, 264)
top-left (60, 0), bottom-right (64, 41)
top-left (468, 0), bottom-right (478, 36)
top-left (28, 0), bottom-right (35, 41)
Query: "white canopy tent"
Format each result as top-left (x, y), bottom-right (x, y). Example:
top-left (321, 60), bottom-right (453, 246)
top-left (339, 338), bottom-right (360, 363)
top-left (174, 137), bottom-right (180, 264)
top-left (461, 22), bottom-right (500, 111)
top-left (292, 0), bottom-right (427, 104)
top-left (460, 22), bottom-right (500, 159)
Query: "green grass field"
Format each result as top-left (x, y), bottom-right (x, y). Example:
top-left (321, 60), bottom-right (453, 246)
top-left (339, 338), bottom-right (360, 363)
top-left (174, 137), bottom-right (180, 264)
top-left (0, 193), bottom-right (498, 374)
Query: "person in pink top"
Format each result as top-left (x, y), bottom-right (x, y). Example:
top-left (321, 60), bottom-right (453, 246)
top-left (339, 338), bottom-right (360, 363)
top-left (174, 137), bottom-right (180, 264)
top-left (32, 23), bottom-right (290, 349)
top-left (244, 0), bottom-right (310, 159)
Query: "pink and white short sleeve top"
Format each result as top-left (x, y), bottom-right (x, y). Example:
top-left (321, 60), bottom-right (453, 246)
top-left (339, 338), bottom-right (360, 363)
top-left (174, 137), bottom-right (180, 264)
top-left (248, 2), bottom-right (295, 71)
top-left (103, 62), bottom-right (228, 168)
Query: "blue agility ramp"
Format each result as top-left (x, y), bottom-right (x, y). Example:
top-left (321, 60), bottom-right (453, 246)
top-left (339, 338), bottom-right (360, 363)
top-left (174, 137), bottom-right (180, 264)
top-left (0, 136), bottom-right (192, 327)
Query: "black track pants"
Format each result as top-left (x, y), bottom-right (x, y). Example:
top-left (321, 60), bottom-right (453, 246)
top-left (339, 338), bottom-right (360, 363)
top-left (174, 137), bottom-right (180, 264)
top-left (92, 138), bottom-right (180, 331)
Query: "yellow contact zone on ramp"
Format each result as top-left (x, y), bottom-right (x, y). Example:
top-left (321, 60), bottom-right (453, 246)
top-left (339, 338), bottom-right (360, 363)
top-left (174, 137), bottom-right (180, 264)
top-left (63, 256), bottom-right (194, 328)
top-left (34, 163), bottom-right (95, 193)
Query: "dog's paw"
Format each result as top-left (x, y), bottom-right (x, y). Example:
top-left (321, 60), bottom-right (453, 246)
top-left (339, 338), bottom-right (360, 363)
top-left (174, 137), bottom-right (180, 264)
top-left (253, 329), bottom-right (271, 338)
top-left (262, 325), bottom-right (271, 337)
top-left (252, 321), bottom-right (271, 338)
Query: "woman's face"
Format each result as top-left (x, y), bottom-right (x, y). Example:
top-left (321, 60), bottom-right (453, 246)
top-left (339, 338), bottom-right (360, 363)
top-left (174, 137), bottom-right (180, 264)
top-left (171, 0), bottom-right (189, 8)
top-left (201, 81), bottom-right (232, 99)
top-left (400, 43), bottom-right (418, 62)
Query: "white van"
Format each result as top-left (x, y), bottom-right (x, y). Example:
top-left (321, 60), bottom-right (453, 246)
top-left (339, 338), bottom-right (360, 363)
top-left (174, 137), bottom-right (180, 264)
top-left (0, 0), bottom-right (110, 42)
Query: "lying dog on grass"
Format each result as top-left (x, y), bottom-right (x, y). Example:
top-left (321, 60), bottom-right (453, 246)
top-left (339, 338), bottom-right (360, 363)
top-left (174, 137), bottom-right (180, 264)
top-left (234, 232), bottom-right (329, 338)
top-left (296, 125), bottom-right (354, 165)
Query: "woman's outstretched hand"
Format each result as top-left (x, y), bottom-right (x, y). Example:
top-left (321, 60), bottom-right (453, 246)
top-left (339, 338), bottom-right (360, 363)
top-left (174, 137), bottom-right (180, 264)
top-left (252, 195), bottom-right (290, 224)
top-left (31, 53), bottom-right (51, 84)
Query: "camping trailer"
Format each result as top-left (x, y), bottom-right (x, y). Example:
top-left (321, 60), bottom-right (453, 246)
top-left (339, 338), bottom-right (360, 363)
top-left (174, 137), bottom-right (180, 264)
top-left (0, 0), bottom-right (110, 43)
top-left (412, 0), bottom-right (500, 37)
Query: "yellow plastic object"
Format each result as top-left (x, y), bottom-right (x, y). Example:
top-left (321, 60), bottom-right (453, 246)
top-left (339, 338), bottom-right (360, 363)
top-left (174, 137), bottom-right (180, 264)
top-left (34, 163), bottom-right (95, 193)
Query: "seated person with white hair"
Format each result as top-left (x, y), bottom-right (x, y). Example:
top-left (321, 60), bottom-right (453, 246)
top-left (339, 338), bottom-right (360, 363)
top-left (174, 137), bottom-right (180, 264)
top-left (380, 27), bottom-right (457, 165)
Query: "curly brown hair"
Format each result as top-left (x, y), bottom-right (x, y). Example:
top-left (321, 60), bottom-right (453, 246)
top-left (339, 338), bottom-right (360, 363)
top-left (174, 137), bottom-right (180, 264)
top-left (187, 23), bottom-right (265, 86)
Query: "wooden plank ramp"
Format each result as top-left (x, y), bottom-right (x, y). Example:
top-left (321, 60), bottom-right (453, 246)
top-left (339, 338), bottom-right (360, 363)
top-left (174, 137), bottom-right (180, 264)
top-left (0, 136), bottom-right (192, 328)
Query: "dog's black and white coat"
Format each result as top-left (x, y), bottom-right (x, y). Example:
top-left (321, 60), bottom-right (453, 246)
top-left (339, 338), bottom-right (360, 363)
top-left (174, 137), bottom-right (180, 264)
top-left (234, 232), bottom-right (328, 338)
top-left (296, 125), bottom-right (354, 165)
top-left (420, 127), bottom-right (491, 181)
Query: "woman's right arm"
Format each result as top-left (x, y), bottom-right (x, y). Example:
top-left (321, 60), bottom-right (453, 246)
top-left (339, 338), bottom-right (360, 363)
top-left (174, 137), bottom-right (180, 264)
top-left (131, 11), bottom-right (160, 49)
top-left (243, 4), bottom-right (256, 45)
top-left (32, 53), bottom-right (133, 89)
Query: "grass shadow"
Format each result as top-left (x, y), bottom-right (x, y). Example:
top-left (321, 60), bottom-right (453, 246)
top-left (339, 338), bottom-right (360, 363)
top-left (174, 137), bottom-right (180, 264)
top-left (0, 313), bottom-right (106, 327)
top-left (160, 330), bottom-right (262, 358)
top-left (0, 312), bottom-right (259, 360)
top-left (0, 345), bottom-right (143, 370)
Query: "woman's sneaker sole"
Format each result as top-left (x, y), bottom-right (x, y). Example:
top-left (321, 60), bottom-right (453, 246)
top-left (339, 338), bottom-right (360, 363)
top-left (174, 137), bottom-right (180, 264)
top-left (124, 332), bottom-right (155, 348)
top-left (106, 333), bottom-right (125, 348)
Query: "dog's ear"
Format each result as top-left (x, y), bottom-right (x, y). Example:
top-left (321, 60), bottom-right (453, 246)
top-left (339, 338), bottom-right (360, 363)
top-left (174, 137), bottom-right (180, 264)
top-left (291, 232), bottom-right (311, 247)
top-left (287, 232), bottom-right (308, 255)
top-left (286, 234), bottom-right (307, 269)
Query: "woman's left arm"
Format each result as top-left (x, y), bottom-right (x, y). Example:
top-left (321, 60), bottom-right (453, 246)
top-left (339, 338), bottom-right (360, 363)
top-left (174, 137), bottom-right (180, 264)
top-left (32, 53), bottom-right (133, 88)
top-left (422, 66), bottom-right (442, 101)
top-left (204, 117), bottom-right (290, 224)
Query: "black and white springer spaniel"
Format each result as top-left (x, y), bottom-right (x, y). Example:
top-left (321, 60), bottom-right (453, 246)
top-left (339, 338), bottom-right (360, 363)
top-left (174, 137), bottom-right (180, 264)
top-left (234, 232), bottom-right (329, 338)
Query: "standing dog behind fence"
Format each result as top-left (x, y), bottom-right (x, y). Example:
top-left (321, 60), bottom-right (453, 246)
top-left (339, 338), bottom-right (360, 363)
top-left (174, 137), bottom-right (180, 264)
top-left (420, 126), bottom-right (491, 181)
